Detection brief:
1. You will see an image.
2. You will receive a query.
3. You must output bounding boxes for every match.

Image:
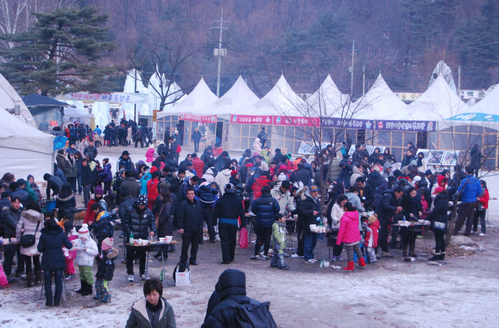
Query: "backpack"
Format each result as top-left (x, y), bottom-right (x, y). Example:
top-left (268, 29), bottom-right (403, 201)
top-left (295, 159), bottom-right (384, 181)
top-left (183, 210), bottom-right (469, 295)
top-left (226, 299), bottom-right (277, 328)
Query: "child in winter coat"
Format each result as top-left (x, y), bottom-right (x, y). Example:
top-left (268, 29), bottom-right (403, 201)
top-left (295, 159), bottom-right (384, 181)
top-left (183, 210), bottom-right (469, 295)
top-left (64, 228), bottom-right (79, 280)
top-left (145, 146), bottom-right (155, 165)
top-left (72, 224), bottom-right (98, 296)
top-left (364, 214), bottom-right (380, 263)
top-left (94, 237), bottom-right (119, 304)
top-left (337, 202), bottom-right (365, 271)
top-left (271, 214), bottom-right (289, 270)
top-left (0, 238), bottom-right (10, 288)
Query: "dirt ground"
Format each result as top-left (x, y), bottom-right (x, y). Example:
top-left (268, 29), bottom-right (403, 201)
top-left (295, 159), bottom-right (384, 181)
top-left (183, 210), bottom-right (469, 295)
top-left (1, 145), bottom-right (499, 328)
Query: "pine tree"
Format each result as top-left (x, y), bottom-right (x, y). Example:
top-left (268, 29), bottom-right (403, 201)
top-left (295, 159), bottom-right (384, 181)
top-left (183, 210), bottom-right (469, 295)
top-left (0, 6), bottom-right (116, 96)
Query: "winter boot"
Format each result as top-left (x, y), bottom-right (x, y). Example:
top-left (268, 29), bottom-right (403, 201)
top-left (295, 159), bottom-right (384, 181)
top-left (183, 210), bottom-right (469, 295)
top-left (428, 253), bottom-right (440, 262)
top-left (26, 272), bottom-right (34, 288)
top-left (358, 257), bottom-right (366, 267)
top-left (35, 270), bottom-right (43, 285)
top-left (81, 281), bottom-right (93, 296)
top-left (440, 252), bottom-right (446, 261)
top-left (343, 261), bottom-right (355, 271)
top-left (76, 280), bottom-right (85, 294)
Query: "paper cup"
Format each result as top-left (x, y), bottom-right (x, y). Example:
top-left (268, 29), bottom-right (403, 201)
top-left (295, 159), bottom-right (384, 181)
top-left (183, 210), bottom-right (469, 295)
top-left (165, 236), bottom-right (173, 243)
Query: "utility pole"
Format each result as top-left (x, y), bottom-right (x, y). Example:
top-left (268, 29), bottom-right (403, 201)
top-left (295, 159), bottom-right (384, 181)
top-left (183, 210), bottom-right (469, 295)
top-left (211, 10), bottom-right (229, 97)
top-left (350, 41), bottom-right (356, 96)
top-left (362, 65), bottom-right (366, 96)
top-left (134, 69), bottom-right (137, 122)
top-left (457, 66), bottom-right (461, 96)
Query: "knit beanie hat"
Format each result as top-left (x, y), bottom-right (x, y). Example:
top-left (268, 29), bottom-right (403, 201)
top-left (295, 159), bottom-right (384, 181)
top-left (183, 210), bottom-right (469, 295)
top-left (71, 227), bottom-right (78, 236)
top-left (78, 224), bottom-right (89, 239)
top-left (138, 194), bottom-right (148, 206)
top-left (94, 185), bottom-right (103, 195)
top-left (101, 237), bottom-right (114, 251)
top-left (230, 170), bottom-right (238, 177)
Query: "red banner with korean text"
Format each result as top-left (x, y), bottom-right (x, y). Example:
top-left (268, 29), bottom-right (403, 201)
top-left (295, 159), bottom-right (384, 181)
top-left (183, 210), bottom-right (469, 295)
top-left (179, 113), bottom-right (217, 123)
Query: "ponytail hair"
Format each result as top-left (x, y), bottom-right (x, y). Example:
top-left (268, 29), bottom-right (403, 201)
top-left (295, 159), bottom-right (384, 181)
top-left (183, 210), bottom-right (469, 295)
top-left (344, 202), bottom-right (357, 212)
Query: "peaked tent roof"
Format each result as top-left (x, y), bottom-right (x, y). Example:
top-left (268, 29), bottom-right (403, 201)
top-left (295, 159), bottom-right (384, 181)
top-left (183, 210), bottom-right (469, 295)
top-left (0, 99), bottom-right (55, 180)
top-left (23, 94), bottom-right (71, 107)
top-left (353, 74), bottom-right (407, 120)
top-left (191, 76), bottom-right (259, 116)
top-left (446, 81), bottom-right (499, 123)
top-left (306, 74), bottom-right (349, 117)
top-left (0, 73), bottom-right (36, 128)
top-left (158, 77), bottom-right (218, 118)
top-left (250, 75), bottom-right (306, 116)
top-left (392, 75), bottom-right (468, 121)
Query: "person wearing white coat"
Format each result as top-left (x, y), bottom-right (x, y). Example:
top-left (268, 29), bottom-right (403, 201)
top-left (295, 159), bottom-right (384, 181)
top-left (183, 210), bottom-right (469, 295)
top-left (202, 167), bottom-right (216, 184)
top-left (329, 195), bottom-right (348, 262)
top-left (72, 224), bottom-right (98, 296)
top-left (215, 168), bottom-right (231, 195)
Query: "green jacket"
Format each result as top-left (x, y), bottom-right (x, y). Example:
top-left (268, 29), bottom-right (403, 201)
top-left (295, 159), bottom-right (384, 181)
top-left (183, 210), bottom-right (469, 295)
top-left (25, 181), bottom-right (38, 202)
top-left (125, 298), bottom-right (176, 328)
top-left (272, 221), bottom-right (286, 248)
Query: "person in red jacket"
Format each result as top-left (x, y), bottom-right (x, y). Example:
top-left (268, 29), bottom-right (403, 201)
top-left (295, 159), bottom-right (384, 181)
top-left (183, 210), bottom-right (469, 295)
top-left (473, 180), bottom-right (489, 236)
top-left (337, 202), bottom-right (365, 271)
top-left (83, 185), bottom-right (103, 225)
top-left (147, 172), bottom-right (160, 210)
top-left (251, 173), bottom-right (272, 199)
top-left (365, 214), bottom-right (380, 263)
top-left (192, 153), bottom-right (204, 177)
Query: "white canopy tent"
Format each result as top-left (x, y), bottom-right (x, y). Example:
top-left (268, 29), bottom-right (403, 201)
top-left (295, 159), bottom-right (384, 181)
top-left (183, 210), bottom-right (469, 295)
top-left (393, 75), bottom-right (468, 123)
top-left (250, 75), bottom-right (306, 116)
top-left (148, 72), bottom-right (184, 115)
top-left (122, 69), bottom-right (147, 120)
top-left (63, 104), bottom-right (93, 125)
top-left (353, 74), bottom-right (407, 120)
top-left (306, 74), bottom-right (349, 117)
top-left (191, 76), bottom-right (259, 117)
top-left (0, 73), bottom-right (37, 128)
top-left (0, 104), bottom-right (54, 181)
top-left (158, 77), bottom-right (218, 118)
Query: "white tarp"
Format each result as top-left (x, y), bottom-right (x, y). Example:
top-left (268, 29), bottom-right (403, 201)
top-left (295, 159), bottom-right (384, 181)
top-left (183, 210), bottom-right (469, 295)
top-left (429, 60), bottom-right (457, 95)
top-left (353, 74), bottom-right (407, 120)
top-left (0, 103), bottom-right (54, 181)
top-left (250, 75), bottom-right (306, 116)
top-left (148, 72), bottom-right (184, 115)
top-left (158, 77), bottom-right (218, 118)
top-left (123, 69), bottom-right (146, 120)
top-left (306, 74), bottom-right (350, 117)
top-left (0, 73), bottom-right (37, 128)
top-left (191, 76), bottom-right (259, 116)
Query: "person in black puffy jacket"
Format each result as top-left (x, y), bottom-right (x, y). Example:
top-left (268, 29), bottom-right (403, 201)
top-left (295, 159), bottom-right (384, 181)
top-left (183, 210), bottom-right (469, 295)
top-left (95, 237), bottom-right (118, 303)
top-left (202, 269), bottom-right (276, 328)
top-left (123, 194), bottom-right (156, 281)
top-left (196, 181), bottom-right (219, 243)
top-left (297, 186), bottom-right (321, 263)
top-left (213, 183), bottom-right (246, 264)
top-left (55, 183), bottom-right (76, 220)
top-left (428, 189), bottom-right (449, 261)
top-left (250, 186), bottom-right (280, 260)
top-left (37, 219), bottom-right (72, 306)
top-left (177, 188), bottom-right (202, 265)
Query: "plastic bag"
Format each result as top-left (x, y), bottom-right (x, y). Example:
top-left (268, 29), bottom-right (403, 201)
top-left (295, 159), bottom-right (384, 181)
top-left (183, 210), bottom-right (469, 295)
top-left (239, 227), bottom-right (249, 249)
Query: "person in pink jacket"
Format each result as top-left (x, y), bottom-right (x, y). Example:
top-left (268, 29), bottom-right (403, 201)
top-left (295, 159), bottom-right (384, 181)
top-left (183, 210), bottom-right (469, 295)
top-left (145, 147), bottom-right (155, 165)
top-left (336, 202), bottom-right (366, 271)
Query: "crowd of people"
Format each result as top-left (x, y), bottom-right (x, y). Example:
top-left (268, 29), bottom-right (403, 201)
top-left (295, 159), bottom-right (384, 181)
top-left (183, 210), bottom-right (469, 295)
top-left (0, 125), bottom-right (491, 326)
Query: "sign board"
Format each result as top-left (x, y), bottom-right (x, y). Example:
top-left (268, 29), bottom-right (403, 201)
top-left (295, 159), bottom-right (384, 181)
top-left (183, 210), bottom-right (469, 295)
top-left (273, 116), bottom-right (320, 127)
top-left (459, 90), bottom-right (488, 100)
top-left (49, 120), bottom-right (59, 127)
top-left (60, 92), bottom-right (146, 103)
top-left (321, 117), bottom-right (374, 130)
top-left (297, 141), bottom-right (330, 155)
top-left (376, 120), bottom-right (435, 132)
top-left (230, 115), bottom-right (272, 124)
top-left (153, 110), bottom-right (157, 122)
top-left (395, 92), bottom-right (422, 102)
top-left (179, 113), bottom-right (217, 123)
